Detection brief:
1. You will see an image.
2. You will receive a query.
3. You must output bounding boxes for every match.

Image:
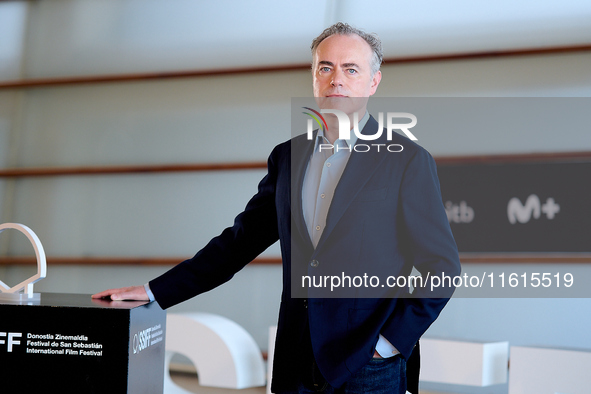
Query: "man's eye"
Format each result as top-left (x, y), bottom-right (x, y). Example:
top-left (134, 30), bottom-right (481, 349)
top-left (320, 67), bottom-right (331, 72)
top-left (347, 69), bottom-right (357, 74)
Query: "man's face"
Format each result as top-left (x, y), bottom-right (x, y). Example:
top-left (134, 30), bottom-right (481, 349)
top-left (312, 34), bottom-right (381, 115)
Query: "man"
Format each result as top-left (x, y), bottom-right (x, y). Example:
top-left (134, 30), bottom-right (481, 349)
top-left (94, 23), bottom-right (460, 393)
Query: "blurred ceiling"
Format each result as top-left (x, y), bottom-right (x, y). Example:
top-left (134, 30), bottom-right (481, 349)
top-left (1, 0), bottom-right (591, 79)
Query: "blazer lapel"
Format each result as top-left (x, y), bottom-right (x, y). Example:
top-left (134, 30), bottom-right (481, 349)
top-left (291, 134), bottom-right (315, 250)
top-left (315, 115), bottom-right (388, 251)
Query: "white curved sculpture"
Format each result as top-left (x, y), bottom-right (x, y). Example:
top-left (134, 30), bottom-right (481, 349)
top-left (164, 312), bottom-right (265, 392)
top-left (0, 223), bottom-right (47, 300)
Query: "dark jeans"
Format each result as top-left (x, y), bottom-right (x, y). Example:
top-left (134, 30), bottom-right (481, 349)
top-left (278, 355), bottom-right (407, 394)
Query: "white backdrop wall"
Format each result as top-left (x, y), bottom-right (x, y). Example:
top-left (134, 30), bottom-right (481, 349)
top-left (1, 2), bottom-right (591, 393)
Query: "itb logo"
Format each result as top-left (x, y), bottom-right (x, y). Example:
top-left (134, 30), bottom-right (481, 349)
top-left (302, 107), bottom-right (417, 153)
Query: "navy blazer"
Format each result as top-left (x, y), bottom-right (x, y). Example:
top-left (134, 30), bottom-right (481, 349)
top-left (149, 115), bottom-right (461, 391)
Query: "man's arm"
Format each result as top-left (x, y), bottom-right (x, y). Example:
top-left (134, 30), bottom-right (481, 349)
top-left (92, 141), bottom-right (286, 307)
top-left (148, 144), bottom-right (283, 309)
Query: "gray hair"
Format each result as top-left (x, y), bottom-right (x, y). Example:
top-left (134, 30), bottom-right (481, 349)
top-left (310, 22), bottom-right (383, 75)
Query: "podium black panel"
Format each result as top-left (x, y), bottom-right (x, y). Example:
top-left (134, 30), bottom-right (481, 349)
top-left (0, 293), bottom-right (166, 393)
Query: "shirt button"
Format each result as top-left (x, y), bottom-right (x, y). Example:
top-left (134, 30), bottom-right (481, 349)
top-left (326, 162), bottom-right (331, 167)
top-left (320, 194), bottom-right (325, 199)
top-left (315, 226), bottom-right (321, 231)
top-left (310, 260), bottom-right (319, 268)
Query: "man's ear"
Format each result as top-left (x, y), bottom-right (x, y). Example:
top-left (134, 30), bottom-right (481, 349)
top-left (369, 70), bottom-right (382, 96)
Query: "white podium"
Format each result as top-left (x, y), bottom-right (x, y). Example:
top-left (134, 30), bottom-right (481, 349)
top-left (420, 338), bottom-right (509, 386)
top-left (509, 346), bottom-right (591, 394)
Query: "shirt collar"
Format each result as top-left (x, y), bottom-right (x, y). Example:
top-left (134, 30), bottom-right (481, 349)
top-left (313, 111), bottom-right (370, 151)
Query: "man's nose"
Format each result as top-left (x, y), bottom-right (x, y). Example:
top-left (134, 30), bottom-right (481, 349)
top-left (331, 71), bottom-right (344, 86)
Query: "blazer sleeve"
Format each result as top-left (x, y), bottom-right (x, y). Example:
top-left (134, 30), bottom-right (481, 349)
top-left (381, 146), bottom-right (461, 359)
top-left (148, 144), bottom-right (283, 309)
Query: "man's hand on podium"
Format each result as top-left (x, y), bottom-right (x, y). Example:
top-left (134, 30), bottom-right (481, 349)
top-left (92, 285), bottom-right (149, 301)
